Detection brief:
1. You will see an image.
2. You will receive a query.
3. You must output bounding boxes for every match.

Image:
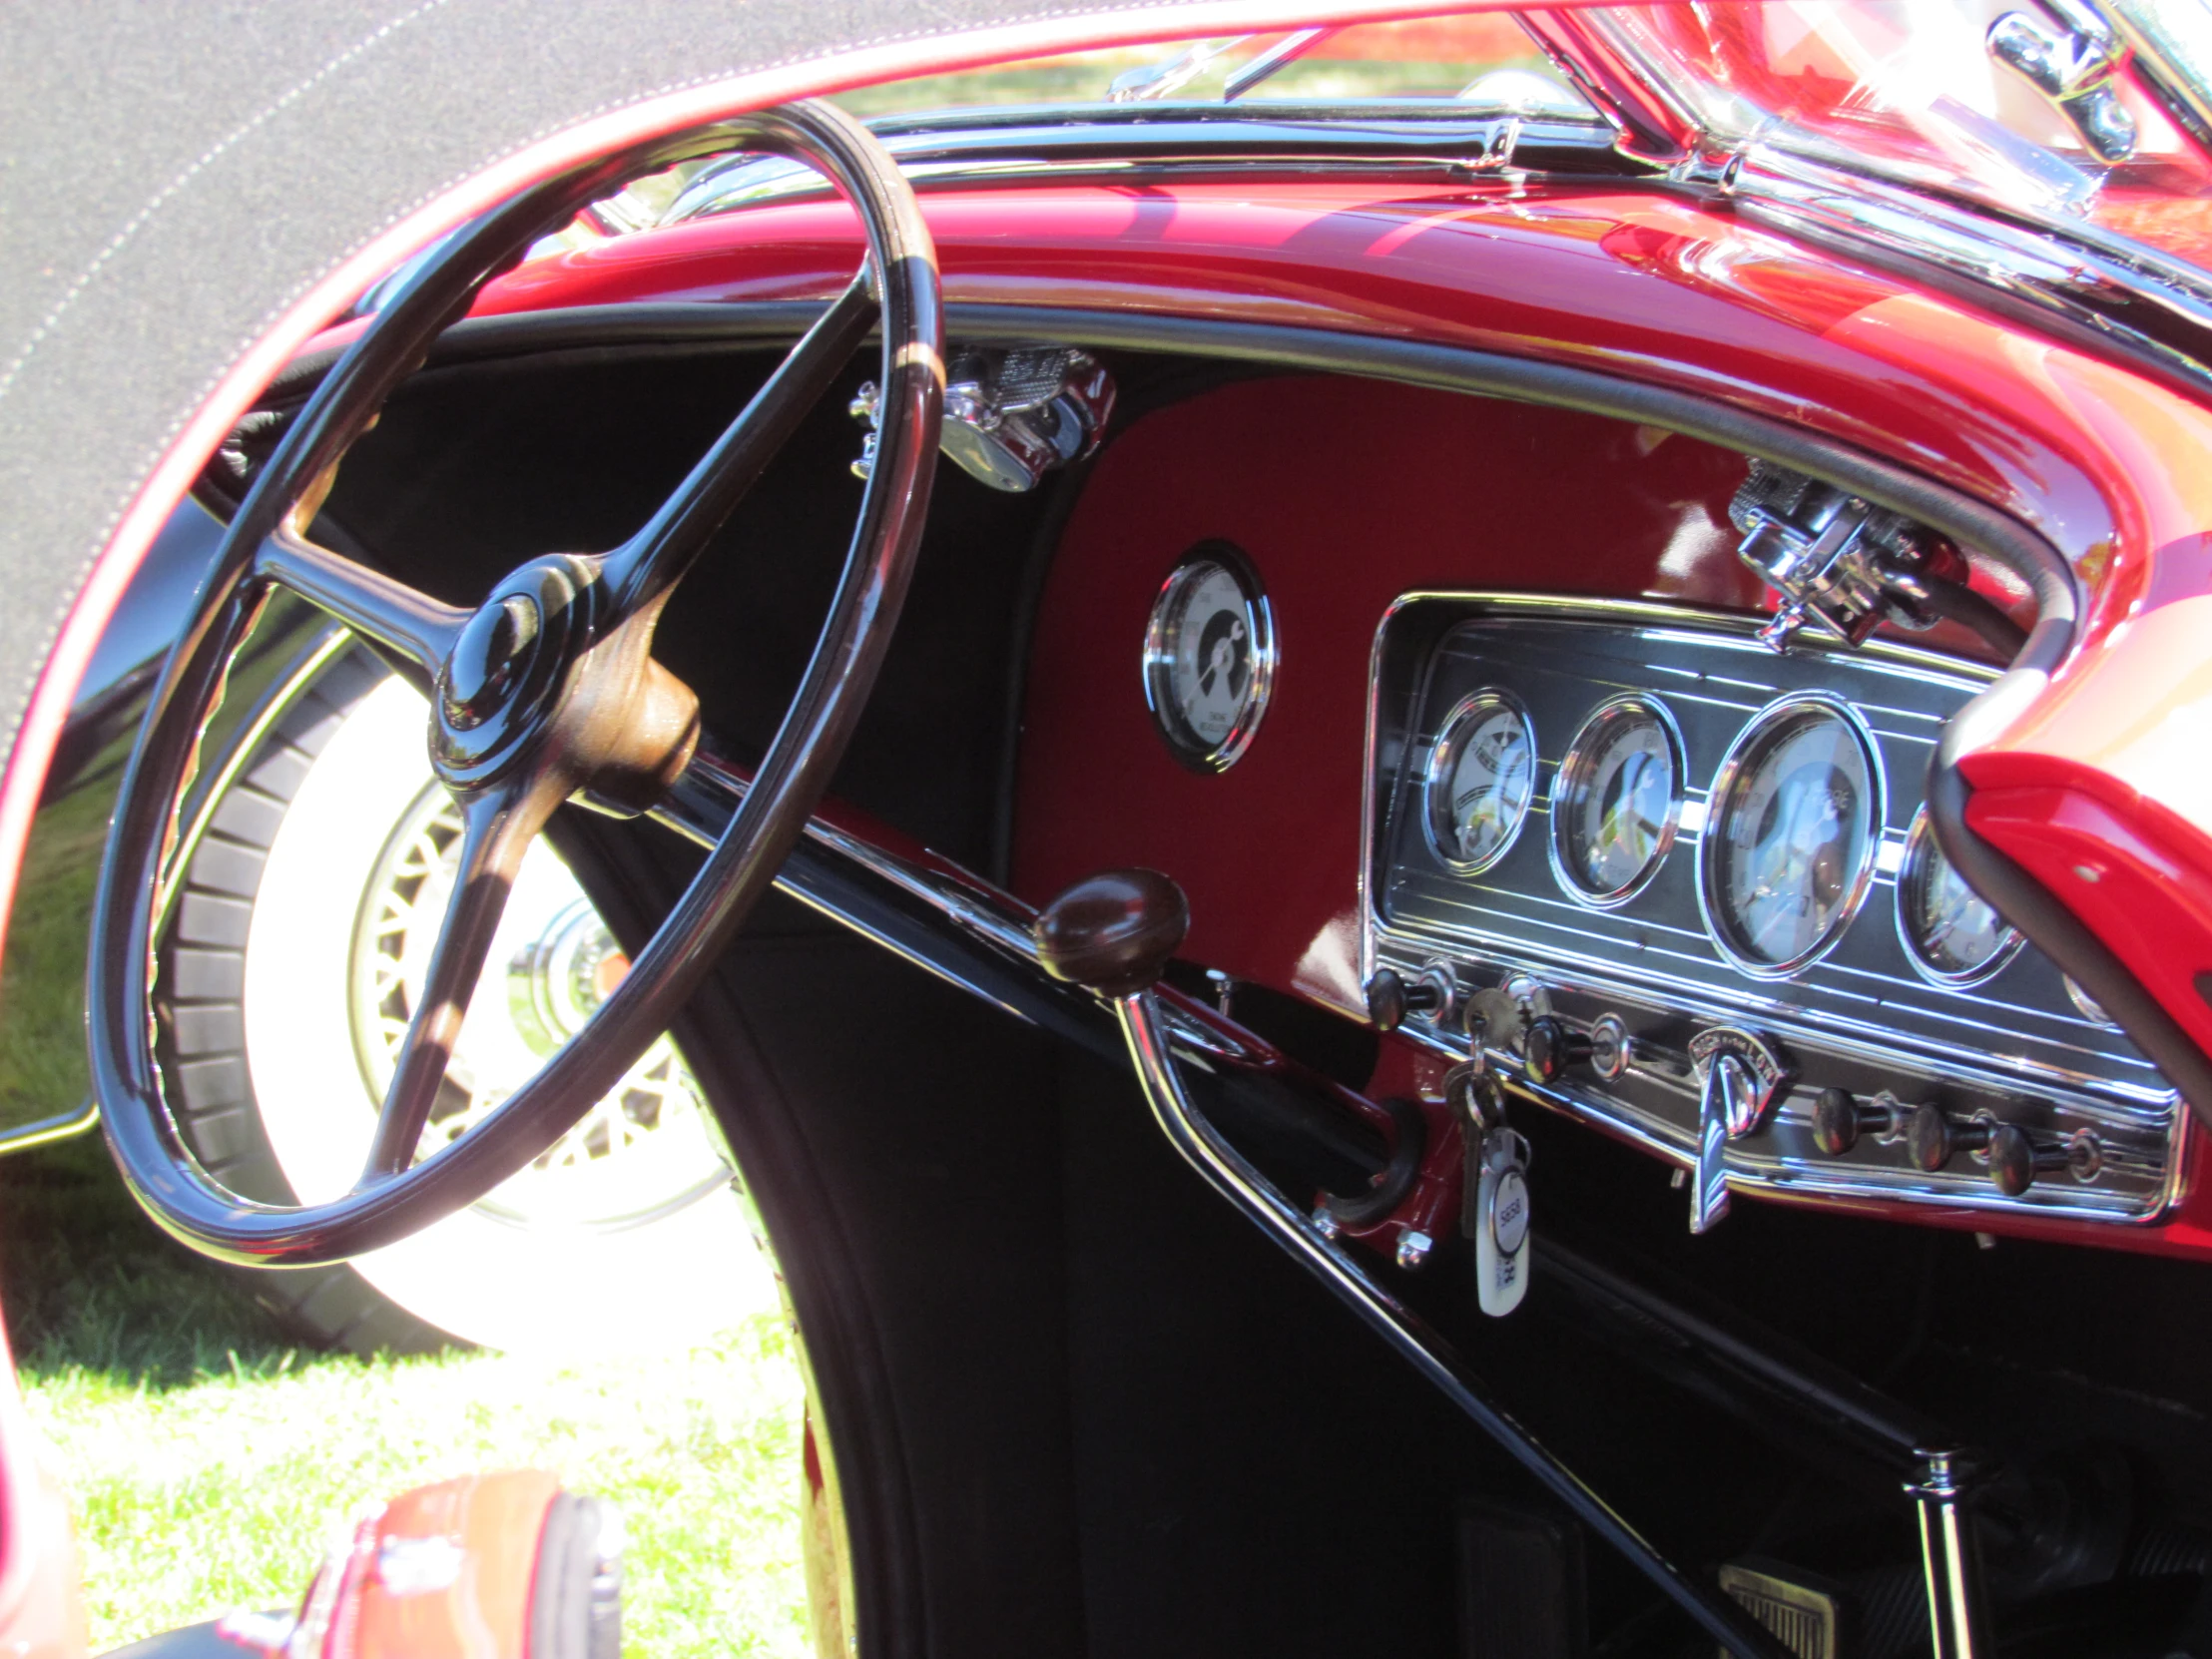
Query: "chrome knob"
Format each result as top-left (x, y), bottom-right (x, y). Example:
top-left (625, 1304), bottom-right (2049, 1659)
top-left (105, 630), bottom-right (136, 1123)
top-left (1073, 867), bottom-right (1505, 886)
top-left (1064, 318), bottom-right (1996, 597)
top-left (1810, 1087), bottom-right (1896, 1157)
top-left (1906, 1103), bottom-right (1991, 1173)
top-left (1365, 965), bottom-right (1453, 1033)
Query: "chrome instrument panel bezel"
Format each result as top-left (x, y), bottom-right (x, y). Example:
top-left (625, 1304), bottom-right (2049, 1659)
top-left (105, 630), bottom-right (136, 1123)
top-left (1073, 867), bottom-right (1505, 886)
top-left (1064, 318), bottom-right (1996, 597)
top-left (1693, 690), bottom-right (1888, 982)
top-left (1141, 540), bottom-right (1277, 774)
top-left (1360, 591), bottom-right (2184, 1226)
top-left (1546, 692), bottom-right (1684, 910)
top-left (1423, 686), bottom-right (1538, 876)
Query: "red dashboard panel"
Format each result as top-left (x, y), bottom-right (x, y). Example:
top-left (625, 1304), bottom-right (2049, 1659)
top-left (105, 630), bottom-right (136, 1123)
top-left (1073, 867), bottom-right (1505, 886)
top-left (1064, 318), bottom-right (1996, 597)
top-left (483, 180), bottom-right (2212, 1063)
top-left (472, 177), bottom-right (2212, 1253)
top-left (1008, 372), bottom-right (2212, 1258)
top-left (1010, 372), bottom-right (1752, 999)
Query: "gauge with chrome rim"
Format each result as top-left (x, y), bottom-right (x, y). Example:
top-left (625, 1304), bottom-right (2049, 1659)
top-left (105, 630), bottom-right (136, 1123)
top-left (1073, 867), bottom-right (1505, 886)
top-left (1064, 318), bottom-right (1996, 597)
top-left (1548, 695), bottom-right (1683, 907)
top-left (1895, 805), bottom-right (2022, 985)
top-left (1142, 541), bottom-right (1275, 772)
top-left (1425, 689), bottom-right (1539, 874)
top-left (1698, 693), bottom-right (1885, 978)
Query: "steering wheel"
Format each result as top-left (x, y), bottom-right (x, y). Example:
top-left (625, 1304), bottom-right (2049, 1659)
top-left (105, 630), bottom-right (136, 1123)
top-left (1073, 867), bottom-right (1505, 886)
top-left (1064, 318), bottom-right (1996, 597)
top-left (88, 101), bottom-right (942, 1266)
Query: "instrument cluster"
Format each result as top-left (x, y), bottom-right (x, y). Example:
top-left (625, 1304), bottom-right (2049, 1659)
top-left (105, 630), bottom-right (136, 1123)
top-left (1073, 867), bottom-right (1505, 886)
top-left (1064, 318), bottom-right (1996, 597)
top-left (1363, 594), bottom-right (2182, 1229)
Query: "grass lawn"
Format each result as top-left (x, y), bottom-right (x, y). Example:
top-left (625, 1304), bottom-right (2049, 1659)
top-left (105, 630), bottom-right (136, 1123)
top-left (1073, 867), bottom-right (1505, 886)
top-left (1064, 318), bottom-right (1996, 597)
top-left (0, 1135), bottom-right (809, 1657)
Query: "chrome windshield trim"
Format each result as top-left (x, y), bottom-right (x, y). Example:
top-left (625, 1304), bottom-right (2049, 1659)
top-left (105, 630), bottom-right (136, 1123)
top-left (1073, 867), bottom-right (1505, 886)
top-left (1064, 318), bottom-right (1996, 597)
top-left (1714, 143), bottom-right (2212, 396)
top-left (660, 108), bottom-right (1634, 224)
top-left (654, 107), bottom-right (2212, 396)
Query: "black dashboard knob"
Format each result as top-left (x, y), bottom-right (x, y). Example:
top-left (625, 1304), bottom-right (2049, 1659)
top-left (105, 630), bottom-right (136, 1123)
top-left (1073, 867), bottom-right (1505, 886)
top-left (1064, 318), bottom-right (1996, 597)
top-left (1522, 1016), bottom-right (1594, 1084)
top-left (1987, 1124), bottom-right (2036, 1197)
top-left (1906, 1103), bottom-right (1991, 1173)
top-left (1365, 966), bottom-right (1448, 1033)
top-left (1366, 968), bottom-right (1409, 1031)
top-left (1986, 1123), bottom-right (2068, 1197)
top-left (1810, 1087), bottom-right (1895, 1157)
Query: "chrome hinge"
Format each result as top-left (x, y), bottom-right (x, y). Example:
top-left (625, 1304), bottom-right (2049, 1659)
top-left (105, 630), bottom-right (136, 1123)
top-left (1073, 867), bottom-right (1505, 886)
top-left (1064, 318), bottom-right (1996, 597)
top-left (1673, 141), bottom-right (1750, 197)
top-left (1989, 4), bottom-right (2137, 163)
top-left (853, 344), bottom-right (1115, 492)
top-left (1730, 460), bottom-right (1957, 652)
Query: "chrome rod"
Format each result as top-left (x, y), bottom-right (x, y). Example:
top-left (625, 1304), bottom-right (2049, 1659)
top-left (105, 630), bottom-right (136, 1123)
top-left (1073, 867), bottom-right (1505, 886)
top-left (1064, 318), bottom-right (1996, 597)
top-left (659, 746), bottom-right (1932, 1655)
top-left (1911, 1451), bottom-right (1992, 1659)
top-left (1111, 984), bottom-right (1793, 1659)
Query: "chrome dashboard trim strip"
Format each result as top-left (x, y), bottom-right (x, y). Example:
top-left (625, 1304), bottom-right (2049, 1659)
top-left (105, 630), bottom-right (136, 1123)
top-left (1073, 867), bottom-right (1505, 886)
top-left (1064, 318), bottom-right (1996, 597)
top-left (1362, 591), bottom-right (2187, 1227)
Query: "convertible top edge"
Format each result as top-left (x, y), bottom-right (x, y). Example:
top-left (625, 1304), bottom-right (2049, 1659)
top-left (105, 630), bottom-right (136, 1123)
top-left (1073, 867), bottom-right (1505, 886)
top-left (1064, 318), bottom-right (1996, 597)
top-left (0, 0), bottom-right (1561, 968)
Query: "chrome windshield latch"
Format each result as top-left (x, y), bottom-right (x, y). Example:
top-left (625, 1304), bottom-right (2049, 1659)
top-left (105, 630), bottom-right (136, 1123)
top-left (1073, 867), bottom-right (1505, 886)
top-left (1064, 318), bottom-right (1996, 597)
top-left (853, 343), bottom-right (1115, 492)
top-left (1988, 5), bottom-right (2137, 164)
top-left (1730, 460), bottom-right (1955, 652)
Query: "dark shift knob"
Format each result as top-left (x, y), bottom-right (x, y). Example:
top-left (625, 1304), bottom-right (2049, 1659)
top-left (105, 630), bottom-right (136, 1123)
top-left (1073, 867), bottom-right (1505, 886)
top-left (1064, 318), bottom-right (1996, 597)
top-left (1034, 869), bottom-right (1190, 996)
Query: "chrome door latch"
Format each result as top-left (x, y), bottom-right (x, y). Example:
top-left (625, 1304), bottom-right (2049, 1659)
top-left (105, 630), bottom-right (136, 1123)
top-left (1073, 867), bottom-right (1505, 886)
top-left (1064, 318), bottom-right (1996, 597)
top-left (853, 343), bottom-right (1115, 492)
top-left (1730, 460), bottom-right (1957, 653)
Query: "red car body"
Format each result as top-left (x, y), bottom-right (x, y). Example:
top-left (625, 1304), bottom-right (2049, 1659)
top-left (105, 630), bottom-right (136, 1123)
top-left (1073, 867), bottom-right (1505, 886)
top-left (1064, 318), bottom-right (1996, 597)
top-left (12, 2), bottom-right (2212, 1654)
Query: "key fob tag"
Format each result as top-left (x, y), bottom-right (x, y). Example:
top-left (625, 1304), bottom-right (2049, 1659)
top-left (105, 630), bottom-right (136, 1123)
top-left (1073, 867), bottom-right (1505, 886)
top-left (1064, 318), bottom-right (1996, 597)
top-left (1473, 1130), bottom-right (1531, 1318)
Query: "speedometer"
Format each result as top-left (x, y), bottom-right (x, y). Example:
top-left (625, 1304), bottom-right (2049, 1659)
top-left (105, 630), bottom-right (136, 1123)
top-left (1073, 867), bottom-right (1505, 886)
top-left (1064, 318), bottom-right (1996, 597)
top-left (1425, 690), bottom-right (1537, 874)
top-left (1550, 696), bottom-right (1681, 905)
top-left (1142, 543), bottom-right (1276, 772)
top-left (1699, 695), bottom-right (1883, 977)
top-left (1897, 806), bottom-right (2020, 984)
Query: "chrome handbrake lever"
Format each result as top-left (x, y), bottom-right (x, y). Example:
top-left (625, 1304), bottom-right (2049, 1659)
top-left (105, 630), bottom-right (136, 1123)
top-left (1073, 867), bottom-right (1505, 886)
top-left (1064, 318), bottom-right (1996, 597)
top-left (1028, 869), bottom-right (1802, 1659)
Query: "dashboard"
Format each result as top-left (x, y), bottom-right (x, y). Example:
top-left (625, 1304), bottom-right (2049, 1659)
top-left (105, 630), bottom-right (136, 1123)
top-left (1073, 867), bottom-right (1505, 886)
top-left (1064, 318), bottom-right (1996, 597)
top-left (1007, 369), bottom-right (2193, 1249)
top-left (1363, 594), bottom-right (2181, 1228)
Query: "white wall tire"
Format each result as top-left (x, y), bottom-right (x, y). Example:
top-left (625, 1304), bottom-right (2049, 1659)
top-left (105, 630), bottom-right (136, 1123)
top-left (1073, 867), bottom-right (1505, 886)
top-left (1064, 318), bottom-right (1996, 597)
top-left (157, 646), bottom-right (773, 1356)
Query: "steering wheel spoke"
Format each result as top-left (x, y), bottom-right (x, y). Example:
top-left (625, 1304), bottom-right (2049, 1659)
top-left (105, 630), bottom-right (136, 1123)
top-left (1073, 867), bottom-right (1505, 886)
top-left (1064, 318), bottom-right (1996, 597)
top-left (360, 780), bottom-right (557, 1182)
top-left (602, 270), bottom-right (877, 618)
top-left (92, 98), bottom-right (943, 1266)
top-left (259, 525), bottom-right (467, 687)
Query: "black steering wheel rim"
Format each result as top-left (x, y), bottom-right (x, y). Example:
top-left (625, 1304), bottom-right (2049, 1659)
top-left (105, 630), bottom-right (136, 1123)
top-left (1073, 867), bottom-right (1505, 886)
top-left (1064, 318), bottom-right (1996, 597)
top-left (89, 99), bottom-right (942, 1267)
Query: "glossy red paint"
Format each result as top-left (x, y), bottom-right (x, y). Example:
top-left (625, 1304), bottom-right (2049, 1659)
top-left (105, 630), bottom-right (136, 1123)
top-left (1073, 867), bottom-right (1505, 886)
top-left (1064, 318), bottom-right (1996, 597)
top-left (1011, 373), bottom-right (1753, 1007)
top-left (21, 101), bottom-right (2212, 1275)
top-left (1004, 368), bottom-right (2212, 1257)
top-left (1968, 778), bottom-right (2212, 1075)
top-left (491, 178), bottom-right (2212, 1205)
top-left (273, 1471), bottom-right (562, 1659)
top-left (487, 179), bottom-right (2212, 1031)
top-left (482, 175), bottom-right (2212, 1249)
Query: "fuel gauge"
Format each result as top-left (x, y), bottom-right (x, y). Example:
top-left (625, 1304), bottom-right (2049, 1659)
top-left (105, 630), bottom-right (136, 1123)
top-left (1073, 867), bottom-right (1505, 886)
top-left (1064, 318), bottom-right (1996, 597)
top-left (1897, 806), bottom-right (2021, 985)
top-left (1425, 690), bottom-right (1537, 874)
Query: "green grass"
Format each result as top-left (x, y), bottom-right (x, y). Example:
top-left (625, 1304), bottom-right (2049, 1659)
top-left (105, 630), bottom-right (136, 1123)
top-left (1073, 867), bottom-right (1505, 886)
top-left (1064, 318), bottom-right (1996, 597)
top-left (0, 1137), bottom-right (809, 1656)
top-left (0, 773), bottom-right (109, 1133)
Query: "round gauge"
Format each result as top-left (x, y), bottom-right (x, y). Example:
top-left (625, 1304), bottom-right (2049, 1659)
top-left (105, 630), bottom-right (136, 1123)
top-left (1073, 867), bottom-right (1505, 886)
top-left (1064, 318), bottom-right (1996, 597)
top-left (1896, 807), bottom-right (2021, 985)
top-left (1698, 695), bottom-right (1884, 977)
top-left (1141, 543), bottom-right (1276, 772)
top-left (1425, 690), bottom-right (1539, 874)
top-left (1549, 697), bottom-right (1682, 905)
